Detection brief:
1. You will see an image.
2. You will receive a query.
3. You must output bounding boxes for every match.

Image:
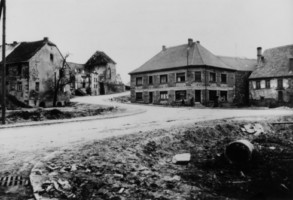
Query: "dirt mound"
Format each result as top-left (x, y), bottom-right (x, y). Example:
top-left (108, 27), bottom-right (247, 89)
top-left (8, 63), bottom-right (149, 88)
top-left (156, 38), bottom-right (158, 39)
top-left (38, 119), bottom-right (293, 199)
top-left (44, 109), bottom-right (73, 119)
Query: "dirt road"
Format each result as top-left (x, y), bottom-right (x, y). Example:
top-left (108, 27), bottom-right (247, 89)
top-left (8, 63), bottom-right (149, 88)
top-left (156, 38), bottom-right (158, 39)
top-left (0, 92), bottom-right (292, 198)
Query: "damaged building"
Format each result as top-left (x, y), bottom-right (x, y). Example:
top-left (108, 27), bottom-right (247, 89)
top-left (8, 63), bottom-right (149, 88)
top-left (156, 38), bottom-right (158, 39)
top-left (129, 38), bottom-right (256, 106)
top-left (68, 51), bottom-right (124, 96)
top-left (249, 45), bottom-right (293, 107)
top-left (0, 37), bottom-right (71, 108)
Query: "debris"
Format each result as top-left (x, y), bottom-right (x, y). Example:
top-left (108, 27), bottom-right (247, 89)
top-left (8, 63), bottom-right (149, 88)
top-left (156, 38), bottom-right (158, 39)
top-left (242, 123), bottom-right (264, 136)
top-left (118, 188), bottom-right (125, 194)
top-left (172, 153), bottom-right (191, 164)
top-left (57, 179), bottom-right (72, 190)
top-left (71, 164), bottom-right (78, 171)
top-left (225, 140), bottom-right (254, 164)
top-left (269, 146), bottom-right (276, 150)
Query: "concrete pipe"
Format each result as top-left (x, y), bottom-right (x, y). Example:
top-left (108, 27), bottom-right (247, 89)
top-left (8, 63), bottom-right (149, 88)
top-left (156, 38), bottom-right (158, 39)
top-left (225, 139), bottom-right (254, 164)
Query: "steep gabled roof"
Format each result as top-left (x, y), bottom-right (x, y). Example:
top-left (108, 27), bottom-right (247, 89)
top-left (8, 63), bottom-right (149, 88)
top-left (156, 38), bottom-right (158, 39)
top-left (85, 51), bottom-right (116, 67)
top-left (249, 44), bottom-right (293, 79)
top-left (0, 42), bottom-right (20, 62)
top-left (217, 56), bottom-right (257, 71)
top-left (6, 39), bottom-right (56, 64)
top-left (129, 41), bottom-right (234, 74)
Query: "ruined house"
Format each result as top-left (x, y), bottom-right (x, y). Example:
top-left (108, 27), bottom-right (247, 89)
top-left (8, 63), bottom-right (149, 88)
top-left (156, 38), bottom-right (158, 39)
top-left (249, 45), bottom-right (293, 107)
top-left (0, 37), bottom-right (71, 108)
top-left (129, 38), bottom-right (256, 106)
top-left (69, 51), bottom-right (124, 96)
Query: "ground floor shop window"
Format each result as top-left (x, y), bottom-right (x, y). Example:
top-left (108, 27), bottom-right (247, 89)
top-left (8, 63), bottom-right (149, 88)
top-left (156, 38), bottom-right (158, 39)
top-left (160, 91), bottom-right (168, 100)
top-left (220, 91), bottom-right (227, 102)
top-left (175, 90), bottom-right (186, 101)
top-left (209, 90), bottom-right (217, 101)
top-left (136, 92), bottom-right (143, 101)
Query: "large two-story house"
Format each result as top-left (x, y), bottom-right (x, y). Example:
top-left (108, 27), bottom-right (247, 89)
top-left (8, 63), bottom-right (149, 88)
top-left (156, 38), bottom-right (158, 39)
top-left (129, 38), bottom-right (256, 106)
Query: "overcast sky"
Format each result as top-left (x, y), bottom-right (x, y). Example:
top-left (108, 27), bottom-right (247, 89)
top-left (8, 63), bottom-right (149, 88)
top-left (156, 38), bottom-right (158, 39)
top-left (6, 0), bottom-right (293, 83)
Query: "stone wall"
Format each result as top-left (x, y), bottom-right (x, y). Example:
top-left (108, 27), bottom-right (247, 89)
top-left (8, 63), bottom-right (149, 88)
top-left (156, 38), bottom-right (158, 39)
top-left (130, 66), bottom-right (236, 106)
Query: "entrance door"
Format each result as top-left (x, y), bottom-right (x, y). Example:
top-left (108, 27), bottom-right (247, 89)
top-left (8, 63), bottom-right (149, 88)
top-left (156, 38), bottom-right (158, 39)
top-left (149, 92), bottom-right (153, 104)
top-left (195, 90), bottom-right (201, 102)
top-left (278, 91), bottom-right (283, 102)
top-left (99, 82), bottom-right (105, 95)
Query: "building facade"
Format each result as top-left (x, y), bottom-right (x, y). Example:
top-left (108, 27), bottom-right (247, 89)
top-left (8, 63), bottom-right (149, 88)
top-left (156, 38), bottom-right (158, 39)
top-left (0, 37), bottom-right (71, 108)
top-left (129, 39), bottom-right (256, 106)
top-left (69, 51), bottom-right (125, 96)
top-left (249, 45), bottom-right (293, 107)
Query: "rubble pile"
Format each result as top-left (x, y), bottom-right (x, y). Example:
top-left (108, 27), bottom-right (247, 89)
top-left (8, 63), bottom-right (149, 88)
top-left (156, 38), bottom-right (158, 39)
top-left (35, 119), bottom-right (293, 199)
top-left (3, 105), bottom-right (116, 124)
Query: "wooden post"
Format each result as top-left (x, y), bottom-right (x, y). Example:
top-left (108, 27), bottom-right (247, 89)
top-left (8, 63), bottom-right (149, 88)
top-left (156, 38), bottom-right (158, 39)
top-left (1, 0), bottom-right (6, 124)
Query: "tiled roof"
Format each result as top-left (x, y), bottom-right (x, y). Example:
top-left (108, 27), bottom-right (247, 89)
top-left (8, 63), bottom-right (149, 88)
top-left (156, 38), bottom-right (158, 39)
top-left (6, 39), bottom-right (56, 64)
top-left (85, 51), bottom-right (116, 67)
top-left (129, 42), bottom-right (235, 74)
top-left (249, 44), bottom-right (293, 79)
top-left (0, 43), bottom-right (20, 62)
top-left (217, 56), bottom-right (257, 71)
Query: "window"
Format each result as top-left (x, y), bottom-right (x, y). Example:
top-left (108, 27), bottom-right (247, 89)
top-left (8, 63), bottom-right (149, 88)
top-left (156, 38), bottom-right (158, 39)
top-left (277, 79), bottom-right (283, 89)
top-left (175, 90), bottom-right (186, 101)
top-left (35, 82), bottom-right (40, 91)
top-left (160, 75), bottom-right (168, 84)
top-left (149, 76), bottom-right (153, 85)
top-left (160, 91), bottom-right (168, 100)
top-left (256, 80), bottom-right (260, 89)
top-left (107, 68), bottom-right (111, 79)
top-left (209, 72), bottom-right (216, 82)
top-left (265, 80), bottom-right (270, 89)
top-left (176, 73), bottom-right (185, 82)
top-left (136, 92), bottom-right (143, 101)
top-left (10, 83), bottom-right (15, 91)
top-left (209, 90), bottom-right (217, 101)
top-left (50, 54), bottom-right (54, 62)
top-left (17, 65), bottom-right (22, 76)
top-left (194, 71), bottom-right (201, 82)
top-left (220, 91), bottom-right (227, 102)
top-left (17, 82), bottom-right (22, 91)
top-left (221, 74), bottom-right (227, 83)
top-left (136, 77), bottom-right (143, 86)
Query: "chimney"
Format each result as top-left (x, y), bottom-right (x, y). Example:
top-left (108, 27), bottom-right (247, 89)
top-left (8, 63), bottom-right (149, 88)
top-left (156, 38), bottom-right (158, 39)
top-left (43, 37), bottom-right (49, 42)
top-left (257, 47), bottom-right (262, 65)
top-left (188, 38), bottom-right (193, 47)
top-left (196, 41), bottom-right (200, 44)
top-left (162, 45), bottom-right (167, 51)
top-left (12, 41), bottom-right (18, 46)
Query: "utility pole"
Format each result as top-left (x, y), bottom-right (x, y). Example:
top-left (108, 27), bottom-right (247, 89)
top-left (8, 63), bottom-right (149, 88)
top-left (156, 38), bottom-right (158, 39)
top-left (1, 0), bottom-right (6, 124)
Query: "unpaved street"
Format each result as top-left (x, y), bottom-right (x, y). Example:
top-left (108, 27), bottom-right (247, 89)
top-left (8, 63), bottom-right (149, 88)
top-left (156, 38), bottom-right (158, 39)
top-left (0, 92), bottom-right (292, 198)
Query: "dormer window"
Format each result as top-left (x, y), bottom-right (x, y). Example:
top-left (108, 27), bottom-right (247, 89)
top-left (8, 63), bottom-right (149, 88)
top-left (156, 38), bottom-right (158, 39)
top-left (50, 54), bottom-right (54, 62)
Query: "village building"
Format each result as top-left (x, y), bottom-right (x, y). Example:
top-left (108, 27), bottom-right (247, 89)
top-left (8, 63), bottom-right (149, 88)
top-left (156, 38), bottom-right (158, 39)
top-left (129, 38), bottom-right (256, 106)
top-left (68, 51), bottom-right (125, 96)
top-left (0, 37), bottom-right (71, 108)
top-left (249, 45), bottom-right (293, 107)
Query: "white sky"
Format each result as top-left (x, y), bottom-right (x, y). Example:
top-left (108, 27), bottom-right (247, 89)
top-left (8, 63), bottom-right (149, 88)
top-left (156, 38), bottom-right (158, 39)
top-left (6, 0), bottom-right (293, 83)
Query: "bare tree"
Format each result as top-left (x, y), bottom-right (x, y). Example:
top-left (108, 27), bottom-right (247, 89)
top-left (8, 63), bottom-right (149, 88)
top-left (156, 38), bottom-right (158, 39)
top-left (53, 54), bottom-right (71, 107)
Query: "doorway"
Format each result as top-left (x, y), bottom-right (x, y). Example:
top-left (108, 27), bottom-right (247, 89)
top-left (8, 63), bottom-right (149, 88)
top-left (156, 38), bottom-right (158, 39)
top-left (195, 90), bottom-right (201, 102)
top-left (99, 82), bottom-right (105, 95)
top-left (278, 91), bottom-right (283, 102)
top-left (149, 92), bottom-right (153, 104)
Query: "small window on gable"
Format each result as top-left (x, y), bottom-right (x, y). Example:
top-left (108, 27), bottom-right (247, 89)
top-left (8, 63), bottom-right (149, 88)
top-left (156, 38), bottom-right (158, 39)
top-left (35, 82), bottom-right (40, 91)
top-left (50, 54), bottom-right (54, 62)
